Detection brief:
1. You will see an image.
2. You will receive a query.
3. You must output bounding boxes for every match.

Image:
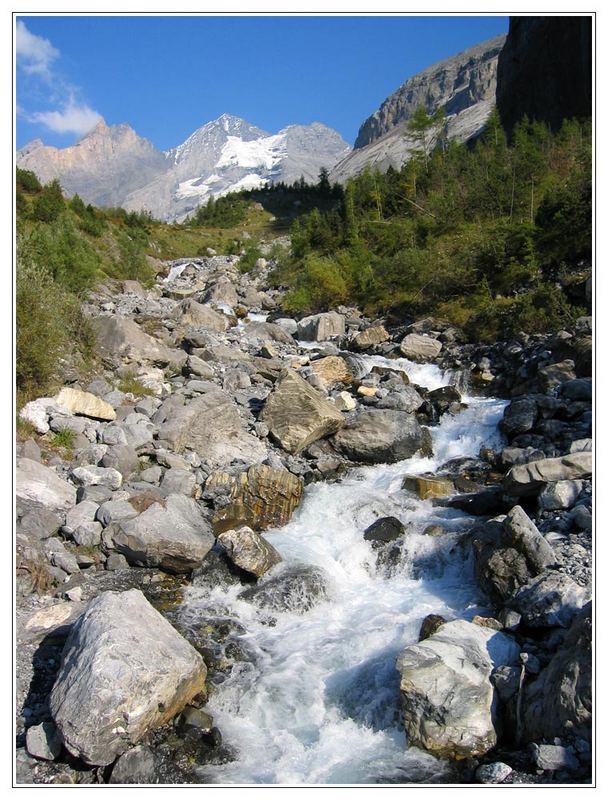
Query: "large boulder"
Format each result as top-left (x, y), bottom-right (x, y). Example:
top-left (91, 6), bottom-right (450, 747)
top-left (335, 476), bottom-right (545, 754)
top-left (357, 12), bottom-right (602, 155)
top-left (504, 452), bottom-right (592, 496)
top-left (217, 525), bottom-right (282, 578)
top-left (92, 316), bottom-right (180, 367)
top-left (16, 458), bottom-right (77, 513)
top-left (352, 325), bottom-right (390, 351)
top-left (240, 321), bottom-right (295, 345)
top-left (239, 564), bottom-right (331, 613)
top-left (53, 388), bottom-right (116, 421)
top-left (501, 505), bottom-right (555, 573)
top-left (203, 276), bottom-right (238, 307)
top-left (399, 333), bottom-right (442, 361)
top-left (208, 464), bottom-right (304, 533)
top-left (331, 409), bottom-right (429, 464)
top-left (297, 312), bottom-right (345, 341)
top-left (396, 620), bottom-right (520, 759)
top-left (523, 602), bottom-right (592, 742)
top-left (173, 299), bottom-right (229, 332)
top-left (261, 368), bottom-right (344, 454)
top-left (50, 590), bottom-right (206, 766)
top-left (157, 386), bottom-right (267, 466)
top-left (111, 494), bottom-right (215, 573)
top-left (500, 397), bottom-right (538, 437)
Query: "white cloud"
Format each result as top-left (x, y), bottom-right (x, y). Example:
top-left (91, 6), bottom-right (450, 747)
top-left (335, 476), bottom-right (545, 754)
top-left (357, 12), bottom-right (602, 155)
top-left (16, 20), bottom-right (59, 77)
top-left (30, 99), bottom-right (103, 136)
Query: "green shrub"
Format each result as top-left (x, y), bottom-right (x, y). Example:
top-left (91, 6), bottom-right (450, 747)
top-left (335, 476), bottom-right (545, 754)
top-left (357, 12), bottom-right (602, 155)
top-left (32, 179), bottom-right (65, 222)
top-left (16, 167), bottom-right (41, 193)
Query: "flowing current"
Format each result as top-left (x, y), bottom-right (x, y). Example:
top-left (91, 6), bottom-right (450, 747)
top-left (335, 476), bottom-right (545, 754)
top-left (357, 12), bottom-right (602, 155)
top-left (181, 356), bottom-right (507, 784)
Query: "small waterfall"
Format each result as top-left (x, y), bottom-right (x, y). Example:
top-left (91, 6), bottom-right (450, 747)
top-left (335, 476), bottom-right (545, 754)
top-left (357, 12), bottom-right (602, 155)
top-left (179, 396), bottom-right (507, 784)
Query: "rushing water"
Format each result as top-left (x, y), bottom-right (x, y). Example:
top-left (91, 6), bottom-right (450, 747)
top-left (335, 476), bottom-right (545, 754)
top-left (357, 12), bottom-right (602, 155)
top-left (180, 359), bottom-right (507, 785)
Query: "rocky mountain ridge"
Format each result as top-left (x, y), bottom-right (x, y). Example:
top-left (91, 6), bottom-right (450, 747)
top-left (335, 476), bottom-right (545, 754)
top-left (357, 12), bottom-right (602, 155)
top-left (17, 114), bottom-right (350, 222)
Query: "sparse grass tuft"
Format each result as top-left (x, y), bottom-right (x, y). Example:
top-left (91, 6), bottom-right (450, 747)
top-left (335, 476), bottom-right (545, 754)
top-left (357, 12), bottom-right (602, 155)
top-left (117, 372), bottom-right (156, 397)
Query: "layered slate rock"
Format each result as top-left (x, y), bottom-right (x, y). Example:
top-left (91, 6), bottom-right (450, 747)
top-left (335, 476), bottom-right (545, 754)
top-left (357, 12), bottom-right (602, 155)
top-left (261, 368), bottom-right (344, 454)
top-left (297, 312), bottom-right (345, 341)
top-left (396, 619), bottom-right (520, 759)
top-left (331, 409), bottom-right (428, 464)
top-left (399, 333), bottom-right (442, 362)
top-left (50, 590), bottom-right (206, 766)
top-left (523, 602), bottom-right (592, 742)
top-left (158, 386), bottom-right (267, 466)
top-left (53, 387), bottom-right (116, 421)
top-left (504, 452), bottom-right (592, 496)
top-left (217, 525), bottom-right (282, 578)
top-left (16, 458), bottom-right (77, 513)
top-left (208, 464), bottom-right (304, 533)
top-left (111, 494), bottom-right (214, 573)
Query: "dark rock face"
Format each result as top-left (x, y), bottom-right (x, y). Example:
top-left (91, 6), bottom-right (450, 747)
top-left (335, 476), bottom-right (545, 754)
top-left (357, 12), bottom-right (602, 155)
top-left (496, 16), bottom-right (592, 138)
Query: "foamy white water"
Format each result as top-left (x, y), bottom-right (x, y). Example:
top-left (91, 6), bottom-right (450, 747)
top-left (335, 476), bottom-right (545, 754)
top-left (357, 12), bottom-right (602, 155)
top-left (181, 377), bottom-right (507, 784)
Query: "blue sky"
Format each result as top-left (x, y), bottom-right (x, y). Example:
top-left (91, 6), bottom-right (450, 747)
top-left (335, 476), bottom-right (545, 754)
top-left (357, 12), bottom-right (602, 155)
top-left (16, 15), bottom-right (508, 150)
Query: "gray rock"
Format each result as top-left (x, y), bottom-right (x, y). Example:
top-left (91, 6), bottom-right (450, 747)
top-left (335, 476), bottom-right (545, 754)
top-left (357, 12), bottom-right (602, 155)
top-left (77, 485), bottom-right (113, 505)
top-left (530, 743), bottom-right (579, 772)
top-left (96, 500), bottom-right (140, 527)
top-left (274, 318), bottom-right (298, 336)
top-left (500, 397), bottom-right (538, 437)
top-left (71, 465), bottom-right (123, 491)
top-left (261, 368), bottom-right (344, 454)
top-left (110, 745), bottom-right (157, 784)
top-left (217, 525), bottom-right (282, 578)
top-left (510, 573), bottom-right (590, 628)
top-left (100, 445), bottom-right (140, 479)
top-left (72, 521), bottom-right (103, 547)
top-left (570, 504), bottom-right (592, 531)
top-left (43, 538), bottom-right (80, 575)
top-left (158, 387), bottom-right (267, 467)
top-left (179, 706), bottom-right (214, 735)
top-left (140, 466), bottom-right (163, 484)
top-left (20, 438), bottom-right (42, 462)
top-left (297, 311), bottom-right (345, 341)
top-left (174, 298), bottom-right (229, 332)
top-left (105, 553), bottom-right (130, 571)
top-left (19, 508), bottom-right (62, 540)
top-left (92, 315), bottom-right (180, 367)
top-left (538, 480), bottom-right (583, 510)
top-left (160, 468), bottom-right (196, 497)
top-left (186, 354), bottom-right (215, 379)
top-left (25, 721), bottom-right (62, 761)
top-left (501, 505), bottom-right (555, 572)
top-left (64, 500), bottom-right (99, 535)
top-left (331, 409), bottom-right (428, 464)
top-left (49, 415), bottom-right (88, 435)
top-left (50, 589), bottom-right (207, 766)
top-left (475, 762), bottom-right (513, 784)
top-left (570, 438), bottom-right (592, 454)
top-left (16, 458), bottom-right (77, 512)
top-left (504, 452), bottom-right (592, 496)
top-left (112, 494), bottom-right (214, 573)
top-left (491, 665), bottom-right (521, 702)
top-left (399, 333), bottom-right (442, 361)
top-left (101, 425), bottom-right (128, 446)
top-left (396, 620), bottom-right (520, 759)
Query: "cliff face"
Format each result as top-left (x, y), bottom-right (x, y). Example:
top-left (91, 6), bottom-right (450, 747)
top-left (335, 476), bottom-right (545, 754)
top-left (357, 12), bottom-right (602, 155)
top-left (496, 16), bottom-right (592, 137)
top-left (354, 35), bottom-right (505, 150)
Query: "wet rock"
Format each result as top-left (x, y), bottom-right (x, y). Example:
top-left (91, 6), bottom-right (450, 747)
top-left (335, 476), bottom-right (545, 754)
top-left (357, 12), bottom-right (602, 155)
top-left (500, 397), bottom-right (538, 437)
top-left (418, 614), bottom-right (447, 641)
top-left (111, 494), bottom-right (215, 574)
top-left (53, 387), bottom-right (116, 421)
top-left (178, 707), bottom-right (214, 735)
top-left (363, 516), bottom-right (405, 544)
top-left (501, 505), bottom-right (556, 573)
top-left (261, 368), bottom-right (344, 454)
top-left (297, 311), bottom-right (345, 341)
top-left (209, 464), bottom-right (304, 533)
top-left (510, 573), bottom-right (590, 628)
top-left (396, 620), bottom-right (520, 759)
top-left (399, 333), bottom-right (442, 361)
top-left (217, 526), bottom-right (281, 578)
top-left (109, 744), bottom-right (157, 784)
top-left (16, 458), bottom-right (77, 513)
top-left (331, 409), bottom-right (428, 464)
top-left (403, 475), bottom-right (454, 500)
top-left (50, 589), bottom-right (206, 766)
top-left (239, 564), bottom-right (330, 613)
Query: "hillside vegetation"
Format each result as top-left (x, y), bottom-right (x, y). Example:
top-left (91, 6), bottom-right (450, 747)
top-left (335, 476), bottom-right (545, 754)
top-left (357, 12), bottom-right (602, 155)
top-left (266, 112), bottom-right (591, 340)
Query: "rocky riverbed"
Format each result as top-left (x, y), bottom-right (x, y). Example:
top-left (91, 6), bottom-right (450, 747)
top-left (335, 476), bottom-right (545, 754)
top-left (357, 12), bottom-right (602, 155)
top-left (15, 251), bottom-right (592, 785)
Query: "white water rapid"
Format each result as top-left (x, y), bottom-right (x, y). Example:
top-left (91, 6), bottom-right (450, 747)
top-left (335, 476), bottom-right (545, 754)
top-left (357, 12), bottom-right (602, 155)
top-left (181, 360), bottom-right (507, 785)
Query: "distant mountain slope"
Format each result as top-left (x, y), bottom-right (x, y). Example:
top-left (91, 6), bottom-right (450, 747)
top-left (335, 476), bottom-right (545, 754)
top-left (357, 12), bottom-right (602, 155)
top-left (354, 35), bottom-right (505, 150)
top-left (17, 114), bottom-right (350, 221)
top-left (16, 121), bottom-right (169, 208)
